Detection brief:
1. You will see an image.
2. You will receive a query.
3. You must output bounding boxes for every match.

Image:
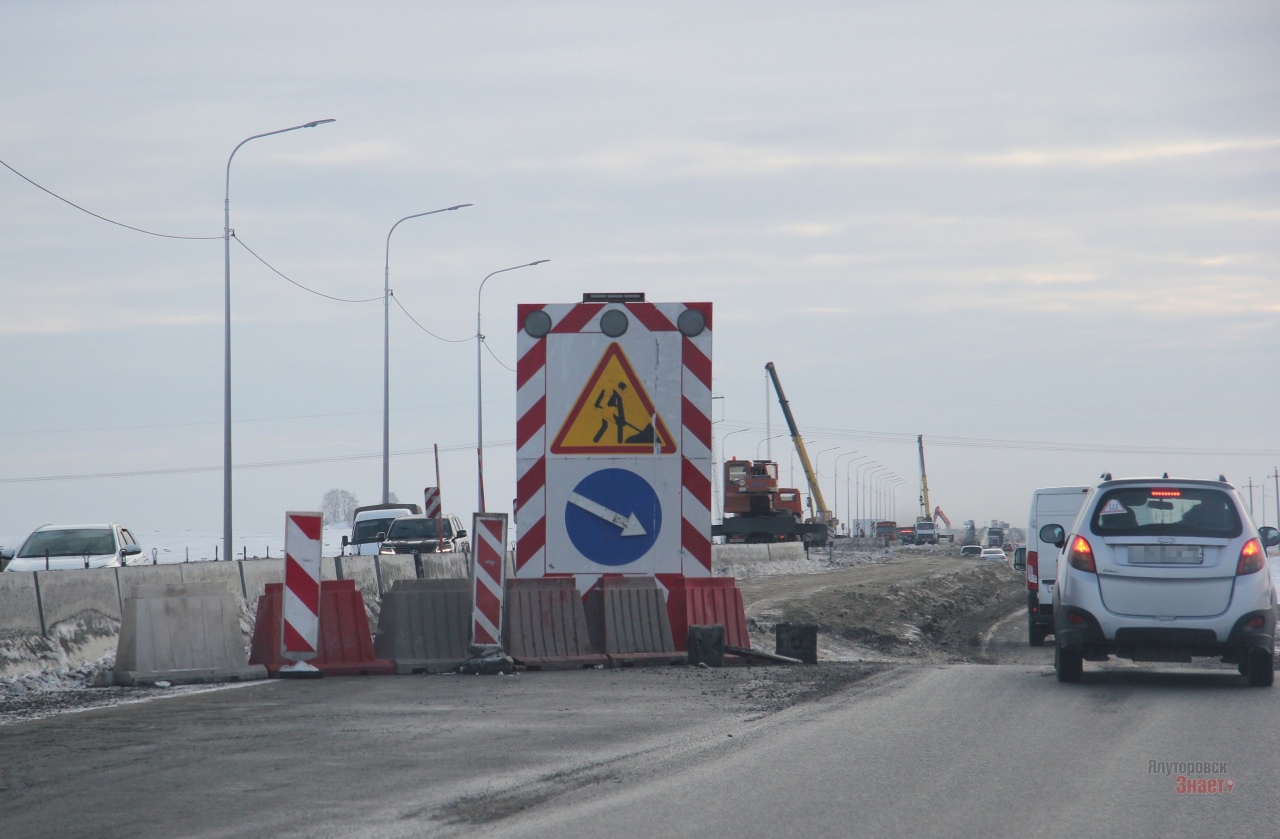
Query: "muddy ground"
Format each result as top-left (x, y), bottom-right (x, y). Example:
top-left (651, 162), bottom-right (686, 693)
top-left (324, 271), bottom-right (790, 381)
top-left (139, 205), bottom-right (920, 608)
top-left (739, 542), bottom-right (1026, 664)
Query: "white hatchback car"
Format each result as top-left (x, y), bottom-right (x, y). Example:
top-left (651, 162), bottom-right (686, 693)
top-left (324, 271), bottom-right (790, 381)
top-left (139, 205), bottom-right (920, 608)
top-left (1047, 475), bottom-right (1280, 686)
top-left (1, 523), bottom-right (145, 571)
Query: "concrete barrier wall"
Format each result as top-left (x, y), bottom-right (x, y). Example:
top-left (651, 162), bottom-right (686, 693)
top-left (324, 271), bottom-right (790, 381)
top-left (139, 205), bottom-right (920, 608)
top-left (178, 562), bottom-right (245, 600)
top-left (36, 567), bottom-right (123, 627)
top-left (711, 542), bottom-right (807, 567)
top-left (0, 573), bottom-right (42, 635)
top-left (239, 559), bottom-right (285, 607)
top-left (119, 564), bottom-right (184, 596)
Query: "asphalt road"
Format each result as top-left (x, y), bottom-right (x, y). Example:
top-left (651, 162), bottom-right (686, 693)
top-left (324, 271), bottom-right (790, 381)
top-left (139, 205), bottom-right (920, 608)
top-left (3, 648), bottom-right (1275, 838)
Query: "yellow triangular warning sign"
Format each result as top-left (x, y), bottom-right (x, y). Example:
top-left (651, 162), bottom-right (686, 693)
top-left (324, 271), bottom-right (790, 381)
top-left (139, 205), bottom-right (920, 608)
top-left (551, 343), bottom-right (676, 455)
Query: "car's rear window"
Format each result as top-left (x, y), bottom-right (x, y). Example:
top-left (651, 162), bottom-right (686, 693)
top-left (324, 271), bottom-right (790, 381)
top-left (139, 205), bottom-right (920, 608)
top-left (1089, 487), bottom-right (1241, 539)
top-left (19, 528), bottom-right (115, 558)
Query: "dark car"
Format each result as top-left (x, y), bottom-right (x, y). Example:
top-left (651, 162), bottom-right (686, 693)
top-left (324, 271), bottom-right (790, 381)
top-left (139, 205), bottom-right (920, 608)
top-left (378, 514), bottom-right (470, 555)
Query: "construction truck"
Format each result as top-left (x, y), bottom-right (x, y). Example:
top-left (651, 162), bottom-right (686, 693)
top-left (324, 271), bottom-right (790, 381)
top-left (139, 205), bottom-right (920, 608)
top-left (713, 458), bottom-right (828, 544)
top-left (765, 362), bottom-right (836, 544)
top-left (986, 521), bottom-right (1007, 548)
top-left (910, 435), bottom-right (939, 544)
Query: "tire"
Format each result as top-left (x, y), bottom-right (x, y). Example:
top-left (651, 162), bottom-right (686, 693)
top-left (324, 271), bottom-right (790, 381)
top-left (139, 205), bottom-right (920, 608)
top-left (1028, 617), bottom-right (1047, 647)
top-left (1055, 639), bottom-right (1083, 683)
top-left (1245, 649), bottom-right (1275, 687)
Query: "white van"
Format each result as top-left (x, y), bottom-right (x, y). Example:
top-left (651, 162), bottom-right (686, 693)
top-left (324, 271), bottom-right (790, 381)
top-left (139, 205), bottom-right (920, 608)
top-left (342, 503), bottom-right (421, 556)
top-left (1021, 486), bottom-right (1089, 646)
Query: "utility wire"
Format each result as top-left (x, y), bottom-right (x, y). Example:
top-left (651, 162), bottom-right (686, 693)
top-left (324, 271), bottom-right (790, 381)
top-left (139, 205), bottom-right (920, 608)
top-left (232, 235), bottom-right (381, 303)
top-left (0, 156), bottom-right (221, 240)
top-left (483, 340), bottom-right (516, 372)
top-left (0, 439), bottom-right (517, 484)
top-left (390, 294), bottom-right (473, 343)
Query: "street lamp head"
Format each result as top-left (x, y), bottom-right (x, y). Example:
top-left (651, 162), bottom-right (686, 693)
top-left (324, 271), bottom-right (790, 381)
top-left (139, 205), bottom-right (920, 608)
top-left (303, 119), bottom-right (337, 128)
top-left (446, 203), bottom-right (474, 211)
top-left (530, 259), bottom-right (550, 266)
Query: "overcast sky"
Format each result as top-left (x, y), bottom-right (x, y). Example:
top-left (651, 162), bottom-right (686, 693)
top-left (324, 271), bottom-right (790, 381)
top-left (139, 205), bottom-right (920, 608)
top-left (2, 2), bottom-right (1278, 549)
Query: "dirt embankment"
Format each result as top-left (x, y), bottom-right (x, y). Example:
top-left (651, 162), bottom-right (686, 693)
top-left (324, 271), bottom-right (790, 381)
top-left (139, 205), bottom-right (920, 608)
top-left (739, 547), bottom-right (1026, 664)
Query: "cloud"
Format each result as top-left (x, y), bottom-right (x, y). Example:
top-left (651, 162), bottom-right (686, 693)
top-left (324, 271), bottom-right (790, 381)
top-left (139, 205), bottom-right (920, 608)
top-left (523, 136), bottom-right (1280, 180)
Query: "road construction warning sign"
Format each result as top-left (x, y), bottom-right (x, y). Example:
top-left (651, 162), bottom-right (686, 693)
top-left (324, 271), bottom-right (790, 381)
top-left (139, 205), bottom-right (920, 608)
top-left (551, 343), bottom-right (676, 455)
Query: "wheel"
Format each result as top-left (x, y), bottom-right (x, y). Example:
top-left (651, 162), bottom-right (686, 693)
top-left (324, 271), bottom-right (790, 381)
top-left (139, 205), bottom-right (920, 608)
top-left (1245, 649), bottom-right (1275, 687)
top-left (1055, 639), bottom-right (1083, 683)
top-left (1028, 618), bottom-right (1047, 648)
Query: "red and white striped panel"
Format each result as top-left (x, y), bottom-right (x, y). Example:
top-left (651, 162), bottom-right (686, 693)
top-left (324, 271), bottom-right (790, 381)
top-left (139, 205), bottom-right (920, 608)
top-left (470, 513), bottom-right (508, 648)
top-left (514, 301), bottom-right (712, 585)
top-left (282, 511), bottom-right (323, 660)
top-left (423, 487), bottom-right (440, 519)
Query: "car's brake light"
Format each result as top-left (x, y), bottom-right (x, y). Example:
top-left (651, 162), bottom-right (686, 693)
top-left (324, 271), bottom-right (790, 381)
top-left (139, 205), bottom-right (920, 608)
top-left (1068, 536), bottom-right (1095, 573)
top-left (1237, 538), bottom-right (1265, 575)
top-left (1150, 488), bottom-right (1182, 498)
top-left (1027, 550), bottom-right (1039, 591)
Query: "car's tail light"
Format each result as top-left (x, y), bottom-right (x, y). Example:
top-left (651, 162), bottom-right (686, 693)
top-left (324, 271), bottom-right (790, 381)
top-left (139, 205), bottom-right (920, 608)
top-left (1067, 611), bottom-right (1087, 626)
top-left (1237, 538), bottom-right (1265, 575)
top-left (1027, 550), bottom-right (1039, 591)
top-left (1068, 536), bottom-right (1095, 573)
top-left (1247, 615), bottom-right (1266, 630)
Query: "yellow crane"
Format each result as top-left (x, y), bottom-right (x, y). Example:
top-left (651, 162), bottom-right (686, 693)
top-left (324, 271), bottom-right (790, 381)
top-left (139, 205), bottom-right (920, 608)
top-left (765, 362), bottom-right (833, 539)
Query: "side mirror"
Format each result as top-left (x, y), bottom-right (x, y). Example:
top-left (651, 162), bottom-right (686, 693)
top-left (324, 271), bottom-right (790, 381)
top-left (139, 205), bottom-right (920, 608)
top-left (341, 535), bottom-right (349, 547)
top-left (121, 545), bottom-right (142, 557)
top-left (1013, 547), bottom-right (1026, 571)
top-left (1039, 524), bottom-right (1066, 549)
top-left (1259, 526), bottom-right (1280, 549)
top-left (455, 529), bottom-right (467, 539)
top-left (0, 548), bottom-right (14, 560)
top-left (375, 531), bottom-right (387, 542)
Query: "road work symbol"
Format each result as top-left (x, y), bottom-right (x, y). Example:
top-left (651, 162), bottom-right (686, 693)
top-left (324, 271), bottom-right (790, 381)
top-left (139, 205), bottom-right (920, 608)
top-left (564, 468), bottom-right (662, 566)
top-left (551, 343), bottom-right (676, 455)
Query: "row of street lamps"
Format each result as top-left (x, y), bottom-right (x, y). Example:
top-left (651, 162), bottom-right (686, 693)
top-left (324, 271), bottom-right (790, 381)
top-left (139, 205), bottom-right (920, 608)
top-left (222, 118), bottom-right (546, 559)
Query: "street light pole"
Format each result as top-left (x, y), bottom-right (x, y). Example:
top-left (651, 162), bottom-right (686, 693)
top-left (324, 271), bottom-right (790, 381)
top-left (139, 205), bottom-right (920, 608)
top-left (383, 204), bottom-right (473, 504)
top-left (855, 461), bottom-right (878, 533)
top-left (834, 452), bottom-right (861, 534)
top-left (841, 454), bottom-right (868, 533)
top-left (477, 259), bottom-right (549, 512)
top-left (223, 118), bottom-right (334, 561)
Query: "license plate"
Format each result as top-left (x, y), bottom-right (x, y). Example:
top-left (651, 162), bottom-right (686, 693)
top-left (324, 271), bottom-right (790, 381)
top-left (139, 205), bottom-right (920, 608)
top-left (1128, 545), bottom-right (1203, 564)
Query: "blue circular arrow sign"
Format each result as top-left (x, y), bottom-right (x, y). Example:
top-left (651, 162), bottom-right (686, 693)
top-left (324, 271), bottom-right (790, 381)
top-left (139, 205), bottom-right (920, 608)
top-left (564, 468), bottom-right (662, 566)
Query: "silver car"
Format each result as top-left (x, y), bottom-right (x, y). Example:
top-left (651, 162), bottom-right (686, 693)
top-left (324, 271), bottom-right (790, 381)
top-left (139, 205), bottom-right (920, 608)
top-left (1, 523), bottom-right (145, 571)
top-left (1047, 475), bottom-right (1280, 686)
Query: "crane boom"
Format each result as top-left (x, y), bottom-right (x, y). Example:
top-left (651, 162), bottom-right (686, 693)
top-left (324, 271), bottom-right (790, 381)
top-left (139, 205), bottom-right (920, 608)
top-left (764, 362), bottom-right (831, 523)
top-left (917, 434), bottom-right (931, 522)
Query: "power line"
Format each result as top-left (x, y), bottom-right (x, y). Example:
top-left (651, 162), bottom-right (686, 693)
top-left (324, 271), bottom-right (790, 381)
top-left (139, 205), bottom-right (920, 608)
top-left (0, 439), bottom-right (517, 484)
top-left (233, 235), bottom-right (381, 303)
top-left (390, 293), bottom-right (473, 343)
top-left (0, 156), bottom-right (221, 240)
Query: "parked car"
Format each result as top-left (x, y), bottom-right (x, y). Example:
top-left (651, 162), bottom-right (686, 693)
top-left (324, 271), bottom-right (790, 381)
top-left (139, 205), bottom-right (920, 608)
top-left (979, 547), bottom-right (1007, 563)
top-left (1048, 474), bottom-right (1280, 686)
top-left (960, 545), bottom-right (983, 558)
top-left (378, 514), bottom-right (470, 555)
top-left (1, 523), bottom-right (145, 571)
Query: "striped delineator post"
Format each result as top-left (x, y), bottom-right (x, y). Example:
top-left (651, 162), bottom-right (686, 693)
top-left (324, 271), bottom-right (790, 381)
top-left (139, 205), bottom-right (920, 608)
top-left (280, 511), bottom-right (323, 677)
top-left (423, 487), bottom-right (441, 519)
top-left (470, 512), bottom-right (508, 650)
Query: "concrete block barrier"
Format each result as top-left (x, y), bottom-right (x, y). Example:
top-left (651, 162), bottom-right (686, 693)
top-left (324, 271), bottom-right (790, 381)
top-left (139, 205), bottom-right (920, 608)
top-left (584, 576), bottom-right (683, 667)
top-left (373, 578), bottom-right (471, 673)
top-left (112, 582), bottom-right (267, 686)
top-left (665, 576), bottom-right (750, 651)
top-left (503, 578), bottom-right (606, 670)
top-left (686, 624), bottom-right (725, 667)
top-left (375, 555), bottom-right (415, 593)
top-left (249, 581), bottom-right (393, 676)
top-left (775, 622), bottom-right (819, 664)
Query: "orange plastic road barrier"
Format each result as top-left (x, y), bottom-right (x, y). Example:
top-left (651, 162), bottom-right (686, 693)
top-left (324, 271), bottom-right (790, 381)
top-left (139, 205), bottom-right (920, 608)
top-left (662, 576), bottom-right (749, 651)
top-left (250, 580), bottom-right (393, 676)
